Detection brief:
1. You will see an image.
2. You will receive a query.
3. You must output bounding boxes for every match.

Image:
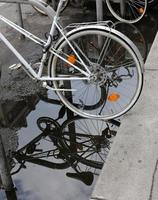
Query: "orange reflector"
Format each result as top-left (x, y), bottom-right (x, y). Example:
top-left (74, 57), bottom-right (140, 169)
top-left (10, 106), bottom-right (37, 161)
top-left (137, 8), bottom-right (144, 14)
top-left (108, 93), bottom-right (120, 102)
top-left (67, 55), bottom-right (77, 65)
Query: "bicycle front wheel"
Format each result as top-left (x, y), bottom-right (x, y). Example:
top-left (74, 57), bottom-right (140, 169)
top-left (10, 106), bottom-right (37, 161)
top-left (106, 0), bottom-right (147, 23)
top-left (49, 26), bottom-right (143, 120)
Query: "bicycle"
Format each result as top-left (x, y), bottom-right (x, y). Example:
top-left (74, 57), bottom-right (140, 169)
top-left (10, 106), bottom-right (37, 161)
top-left (71, 0), bottom-right (147, 23)
top-left (34, 0), bottom-right (147, 23)
top-left (105, 0), bottom-right (147, 23)
top-left (0, 0), bottom-right (144, 120)
top-left (11, 115), bottom-right (120, 185)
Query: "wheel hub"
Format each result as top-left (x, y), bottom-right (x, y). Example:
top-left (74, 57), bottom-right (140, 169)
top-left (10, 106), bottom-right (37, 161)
top-left (89, 65), bottom-right (108, 86)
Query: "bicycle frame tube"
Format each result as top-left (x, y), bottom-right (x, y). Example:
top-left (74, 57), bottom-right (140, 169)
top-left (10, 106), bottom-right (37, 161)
top-left (0, 0), bottom-right (90, 81)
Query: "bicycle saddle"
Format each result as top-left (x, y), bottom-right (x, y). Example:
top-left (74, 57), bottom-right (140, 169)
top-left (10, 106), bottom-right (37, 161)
top-left (66, 171), bottom-right (94, 186)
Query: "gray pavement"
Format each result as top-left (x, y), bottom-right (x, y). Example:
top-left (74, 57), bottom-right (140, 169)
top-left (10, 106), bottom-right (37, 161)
top-left (91, 33), bottom-right (158, 200)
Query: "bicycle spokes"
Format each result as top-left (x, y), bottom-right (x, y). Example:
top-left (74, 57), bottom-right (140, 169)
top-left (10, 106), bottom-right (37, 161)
top-left (51, 29), bottom-right (142, 119)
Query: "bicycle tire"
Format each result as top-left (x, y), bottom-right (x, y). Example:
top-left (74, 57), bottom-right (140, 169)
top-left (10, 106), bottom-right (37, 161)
top-left (48, 25), bottom-right (143, 120)
top-left (106, 0), bottom-right (147, 23)
top-left (60, 116), bottom-right (120, 169)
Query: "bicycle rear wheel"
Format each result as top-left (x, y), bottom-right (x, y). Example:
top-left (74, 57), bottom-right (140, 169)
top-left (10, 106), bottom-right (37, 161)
top-left (106, 0), bottom-right (147, 23)
top-left (49, 26), bottom-right (143, 120)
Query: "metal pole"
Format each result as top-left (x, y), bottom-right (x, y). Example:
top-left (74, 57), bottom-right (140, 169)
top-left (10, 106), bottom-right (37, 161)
top-left (96, 0), bottom-right (103, 21)
top-left (96, 0), bottom-right (103, 48)
top-left (16, 3), bottom-right (25, 39)
top-left (0, 135), bottom-right (17, 200)
top-left (120, 0), bottom-right (126, 17)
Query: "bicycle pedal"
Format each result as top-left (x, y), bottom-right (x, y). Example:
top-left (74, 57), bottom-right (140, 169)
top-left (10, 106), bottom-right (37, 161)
top-left (9, 63), bottom-right (22, 70)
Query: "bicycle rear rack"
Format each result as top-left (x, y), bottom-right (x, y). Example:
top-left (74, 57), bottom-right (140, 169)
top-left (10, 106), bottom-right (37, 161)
top-left (64, 20), bottom-right (114, 31)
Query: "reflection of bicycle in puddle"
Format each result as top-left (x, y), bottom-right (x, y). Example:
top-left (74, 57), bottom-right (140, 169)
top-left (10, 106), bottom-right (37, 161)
top-left (11, 115), bottom-right (120, 185)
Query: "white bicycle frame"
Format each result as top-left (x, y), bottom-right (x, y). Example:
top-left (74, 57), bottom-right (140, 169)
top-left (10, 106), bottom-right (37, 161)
top-left (0, 0), bottom-right (91, 87)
